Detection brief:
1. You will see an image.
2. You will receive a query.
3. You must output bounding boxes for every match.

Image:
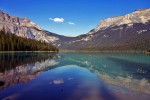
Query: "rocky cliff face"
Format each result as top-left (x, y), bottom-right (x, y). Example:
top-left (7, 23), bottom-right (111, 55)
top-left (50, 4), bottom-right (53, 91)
top-left (59, 8), bottom-right (150, 50)
top-left (0, 9), bottom-right (150, 50)
top-left (86, 8), bottom-right (150, 36)
top-left (0, 10), bottom-right (60, 43)
top-left (95, 9), bottom-right (150, 32)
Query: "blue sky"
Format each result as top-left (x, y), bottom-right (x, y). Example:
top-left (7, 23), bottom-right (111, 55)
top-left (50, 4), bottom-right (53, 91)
top-left (0, 0), bottom-right (149, 36)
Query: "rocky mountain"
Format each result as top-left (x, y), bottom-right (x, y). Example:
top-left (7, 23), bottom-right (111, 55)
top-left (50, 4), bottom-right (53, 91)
top-left (0, 9), bottom-right (150, 51)
top-left (0, 10), bottom-right (80, 48)
top-left (0, 10), bottom-right (65, 44)
top-left (59, 8), bottom-right (150, 51)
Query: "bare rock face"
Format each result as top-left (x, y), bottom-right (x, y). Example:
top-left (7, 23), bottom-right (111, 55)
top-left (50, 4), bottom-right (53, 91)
top-left (85, 9), bottom-right (150, 35)
top-left (0, 9), bottom-right (150, 50)
top-left (95, 8), bottom-right (150, 32)
top-left (58, 8), bottom-right (150, 50)
top-left (0, 10), bottom-right (59, 43)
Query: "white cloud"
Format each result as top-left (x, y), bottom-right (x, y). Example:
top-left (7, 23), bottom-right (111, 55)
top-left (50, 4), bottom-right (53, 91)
top-left (68, 22), bottom-right (75, 25)
top-left (49, 18), bottom-right (64, 23)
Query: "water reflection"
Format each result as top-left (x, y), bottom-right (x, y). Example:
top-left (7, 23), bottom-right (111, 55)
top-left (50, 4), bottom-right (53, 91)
top-left (0, 52), bottom-right (150, 100)
top-left (0, 53), bottom-right (58, 90)
top-left (57, 52), bottom-right (150, 94)
top-left (0, 52), bottom-right (58, 72)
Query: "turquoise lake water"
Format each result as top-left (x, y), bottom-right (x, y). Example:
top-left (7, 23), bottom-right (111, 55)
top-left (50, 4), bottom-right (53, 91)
top-left (0, 52), bottom-right (150, 100)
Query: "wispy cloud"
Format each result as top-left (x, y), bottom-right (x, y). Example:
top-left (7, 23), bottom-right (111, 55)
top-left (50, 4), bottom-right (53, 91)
top-left (68, 22), bottom-right (75, 25)
top-left (49, 18), bottom-right (64, 23)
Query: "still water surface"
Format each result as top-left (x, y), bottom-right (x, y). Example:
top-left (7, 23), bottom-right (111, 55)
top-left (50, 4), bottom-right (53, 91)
top-left (0, 52), bottom-right (150, 100)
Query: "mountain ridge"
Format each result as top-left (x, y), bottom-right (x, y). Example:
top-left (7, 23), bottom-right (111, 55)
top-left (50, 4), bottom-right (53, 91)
top-left (0, 9), bottom-right (150, 51)
top-left (59, 8), bottom-right (150, 50)
top-left (0, 10), bottom-right (63, 43)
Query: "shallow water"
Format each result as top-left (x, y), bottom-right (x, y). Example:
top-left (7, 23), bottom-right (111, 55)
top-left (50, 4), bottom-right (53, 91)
top-left (0, 52), bottom-right (150, 100)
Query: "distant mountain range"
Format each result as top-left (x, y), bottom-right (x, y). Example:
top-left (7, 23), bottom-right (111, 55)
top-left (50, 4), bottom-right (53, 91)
top-left (0, 9), bottom-right (150, 51)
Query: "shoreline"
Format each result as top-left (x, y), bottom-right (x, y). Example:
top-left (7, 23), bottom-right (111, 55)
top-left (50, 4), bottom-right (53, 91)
top-left (59, 50), bottom-right (145, 53)
top-left (0, 51), bottom-right (58, 53)
top-left (0, 50), bottom-right (145, 53)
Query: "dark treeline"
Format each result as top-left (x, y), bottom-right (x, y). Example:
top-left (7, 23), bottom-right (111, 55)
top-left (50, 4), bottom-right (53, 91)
top-left (78, 38), bottom-right (150, 52)
top-left (0, 31), bottom-right (58, 51)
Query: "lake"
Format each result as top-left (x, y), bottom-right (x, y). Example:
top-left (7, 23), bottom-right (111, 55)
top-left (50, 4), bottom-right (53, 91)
top-left (0, 52), bottom-right (150, 100)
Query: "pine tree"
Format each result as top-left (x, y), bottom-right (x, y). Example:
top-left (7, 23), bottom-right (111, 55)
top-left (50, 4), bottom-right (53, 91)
top-left (0, 31), bottom-right (58, 52)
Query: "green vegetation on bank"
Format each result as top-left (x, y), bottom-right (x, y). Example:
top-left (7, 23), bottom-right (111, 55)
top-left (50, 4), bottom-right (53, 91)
top-left (0, 31), bottom-right (58, 52)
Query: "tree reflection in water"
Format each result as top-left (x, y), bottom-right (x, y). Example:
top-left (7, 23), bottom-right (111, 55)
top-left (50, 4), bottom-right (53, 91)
top-left (0, 52), bottom-right (58, 90)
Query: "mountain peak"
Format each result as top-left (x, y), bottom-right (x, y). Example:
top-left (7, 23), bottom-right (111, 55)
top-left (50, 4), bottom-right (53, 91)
top-left (0, 10), bottom-right (4, 13)
top-left (0, 9), bottom-right (60, 43)
top-left (94, 8), bottom-right (150, 32)
top-left (22, 18), bottom-right (30, 22)
top-left (135, 9), bottom-right (143, 12)
top-left (135, 8), bottom-right (150, 12)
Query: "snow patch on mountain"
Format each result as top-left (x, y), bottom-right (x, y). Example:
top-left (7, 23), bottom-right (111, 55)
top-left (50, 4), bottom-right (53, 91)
top-left (137, 29), bottom-right (147, 34)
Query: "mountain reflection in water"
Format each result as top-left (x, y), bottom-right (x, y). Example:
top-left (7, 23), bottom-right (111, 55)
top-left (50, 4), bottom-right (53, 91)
top-left (0, 53), bottom-right (58, 90)
top-left (0, 52), bottom-right (150, 100)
